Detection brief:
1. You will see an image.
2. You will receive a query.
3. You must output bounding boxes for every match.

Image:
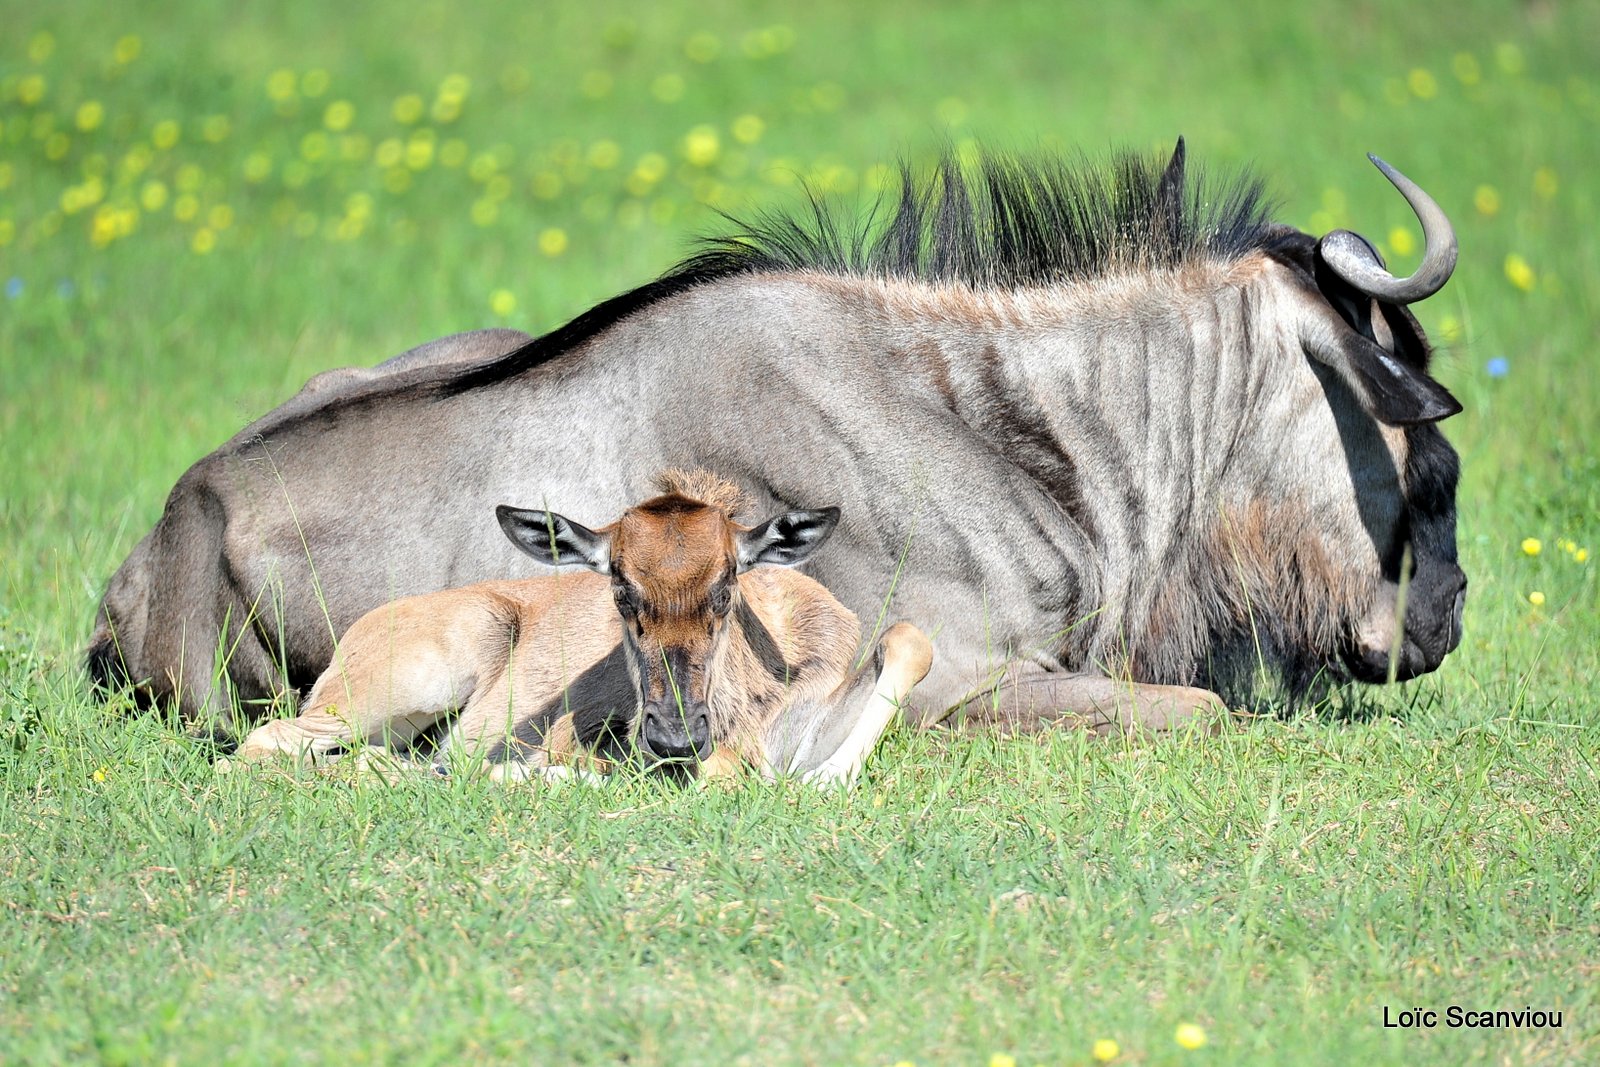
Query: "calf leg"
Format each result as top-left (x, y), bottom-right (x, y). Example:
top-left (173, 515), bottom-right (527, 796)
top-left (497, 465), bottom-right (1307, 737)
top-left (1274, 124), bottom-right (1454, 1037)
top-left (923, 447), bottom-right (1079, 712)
top-left (959, 671), bottom-right (1229, 735)
top-left (228, 613), bottom-right (482, 764)
top-left (792, 622), bottom-right (934, 787)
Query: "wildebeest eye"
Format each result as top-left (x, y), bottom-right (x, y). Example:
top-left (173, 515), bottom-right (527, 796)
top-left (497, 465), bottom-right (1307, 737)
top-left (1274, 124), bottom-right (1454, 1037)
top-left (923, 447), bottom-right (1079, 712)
top-left (708, 579), bottom-right (733, 617)
top-left (612, 580), bottom-right (640, 617)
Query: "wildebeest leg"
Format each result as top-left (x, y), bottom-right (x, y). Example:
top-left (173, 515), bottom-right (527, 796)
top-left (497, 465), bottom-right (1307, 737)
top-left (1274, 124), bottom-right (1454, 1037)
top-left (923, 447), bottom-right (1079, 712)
top-left (959, 672), bottom-right (1229, 735)
top-left (781, 622), bottom-right (934, 787)
top-left (228, 622), bottom-right (480, 765)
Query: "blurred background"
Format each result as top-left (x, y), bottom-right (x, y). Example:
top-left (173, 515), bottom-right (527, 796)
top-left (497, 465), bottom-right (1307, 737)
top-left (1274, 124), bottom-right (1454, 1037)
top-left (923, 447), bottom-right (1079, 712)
top-left (1, 0), bottom-right (1595, 691)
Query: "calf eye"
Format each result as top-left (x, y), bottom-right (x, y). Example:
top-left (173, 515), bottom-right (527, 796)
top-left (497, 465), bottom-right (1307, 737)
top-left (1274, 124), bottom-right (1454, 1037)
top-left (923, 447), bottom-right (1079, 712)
top-left (612, 583), bottom-right (639, 617)
top-left (708, 581), bottom-right (732, 616)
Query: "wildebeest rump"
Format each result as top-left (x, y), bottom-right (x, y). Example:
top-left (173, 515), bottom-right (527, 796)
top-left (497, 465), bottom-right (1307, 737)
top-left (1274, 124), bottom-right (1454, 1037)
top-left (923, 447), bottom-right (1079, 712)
top-left (88, 140), bottom-right (1466, 732)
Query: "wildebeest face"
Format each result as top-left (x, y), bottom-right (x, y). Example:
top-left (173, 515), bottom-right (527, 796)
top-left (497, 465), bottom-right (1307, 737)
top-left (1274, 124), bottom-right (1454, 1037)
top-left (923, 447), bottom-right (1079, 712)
top-left (1265, 160), bottom-right (1467, 684)
top-left (497, 495), bottom-right (840, 769)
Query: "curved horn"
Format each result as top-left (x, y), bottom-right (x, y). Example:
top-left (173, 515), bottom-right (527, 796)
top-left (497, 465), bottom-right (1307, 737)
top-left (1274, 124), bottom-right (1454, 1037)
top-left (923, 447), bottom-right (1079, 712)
top-left (1318, 154), bottom-right (1457, 304)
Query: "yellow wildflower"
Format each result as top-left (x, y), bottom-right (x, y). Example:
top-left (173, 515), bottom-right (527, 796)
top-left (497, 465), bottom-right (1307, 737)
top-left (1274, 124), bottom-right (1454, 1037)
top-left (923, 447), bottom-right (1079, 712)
top-left (1576, 548), bottom-right (1588, 563)
top-left (324, 100), bottom-right (355, 132)
top-left (1175, 1022), bottom-right (1207, 1049)
top-left (684, 32), bottom-right (721, 63)
top-left (140, 180), bottom-right (168, 212)
top-left (0, 219), bottom-right (14, 247)
top-left (152, 120), bottom-right (180, 149)
top-left (1092, 1038), bottom-right (1120, 1061)
top-left (90, 208), bottom-right (118, 247)
top-left (1521, 538), bottom-right (1542, 557)
top-left (1527, 590), bottom-right (1545, 607)
top-left (634, 153), bottom-right (668, 183)
top-left (92, 766), bottom-right (108, 783)
top-left (1387, 226), bottom-right (1415, 257)
top-left (202, 115), bottom-right (231, 142)
top-left (45, 132), bottom-right (71, 160)
top-left (266, 69), bottom-right (297, 101)
top-left (538, 228), bottom-right (569, 256)
top-left (243, 152), bottom-right (272, 182)
top-left (987, 1056), bottom-right (1015, 1067)
top-left (1451, 52), bottom-right (1480, 85)
top-left (531, 171), bottom-right (562, 199)
top-left (28, 32), bottom-right (56, 63)
top-left (1407, 68), bottom-right (1437, 99)
top-left (76, 101), bottom-right (105, 132)
top-left (469, 199), bottom-right (497, 226)
top-left (1504, 255), bottom-right (1536, 292)
top-left (731, 114), bottom-right (765, 145)
top-left (651, 74), bottom-right (686, 102)
top-left (490, 289), bottom-right (516, 316)
top-left (392, 93), bottom-right (425, 124)
top-left (406, 135), bottom-right (436, 170)
top-left (587, 140), bottom-right (621, 169)
top-left (1474, 185), bottom-right (1500, 216)
top-left (683, 125), bottom-right (720, 166)
top-left (191, 228), bottom-right (216, 254)
top-left (113, 35), bottom-right (143, 65)
top-left (208, 205), bottom-right (234, 230)
top-left (374, 138), bottom-right (404, 168)
top-left (173, 194), bottom-right (199, 221)
top-left (431, 96), bottom-right (462, 123)
top-left (19, 75), bottom-right (47, 106)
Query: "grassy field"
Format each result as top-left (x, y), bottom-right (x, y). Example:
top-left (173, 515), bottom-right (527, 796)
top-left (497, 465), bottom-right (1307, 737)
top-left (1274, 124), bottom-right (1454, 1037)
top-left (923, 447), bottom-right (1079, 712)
top-left (3, 0), bottom-right (1598, 1063)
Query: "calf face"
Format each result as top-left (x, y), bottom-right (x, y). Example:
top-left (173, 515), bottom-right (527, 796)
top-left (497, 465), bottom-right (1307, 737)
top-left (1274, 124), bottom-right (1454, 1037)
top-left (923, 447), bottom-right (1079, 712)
top-left (497, 495), bottom-right (839, 766)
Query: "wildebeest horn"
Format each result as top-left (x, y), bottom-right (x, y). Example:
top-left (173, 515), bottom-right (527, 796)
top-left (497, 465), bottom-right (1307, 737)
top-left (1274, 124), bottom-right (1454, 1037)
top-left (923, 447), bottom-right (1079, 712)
top-left (1318, 154), bottom-right (1457, 304)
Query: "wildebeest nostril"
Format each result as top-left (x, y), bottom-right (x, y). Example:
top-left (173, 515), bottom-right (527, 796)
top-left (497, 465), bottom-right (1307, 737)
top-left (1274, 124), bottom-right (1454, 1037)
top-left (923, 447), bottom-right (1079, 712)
top-left (1448, 586), bottom-right (1466, 650)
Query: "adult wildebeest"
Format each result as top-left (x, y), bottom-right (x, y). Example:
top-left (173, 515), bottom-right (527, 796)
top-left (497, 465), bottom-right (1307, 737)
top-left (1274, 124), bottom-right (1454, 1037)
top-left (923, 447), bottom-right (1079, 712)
top-left (88, 140), bottom-right (1466, 735)
top-left (229, 470), bottom-right (934, 785)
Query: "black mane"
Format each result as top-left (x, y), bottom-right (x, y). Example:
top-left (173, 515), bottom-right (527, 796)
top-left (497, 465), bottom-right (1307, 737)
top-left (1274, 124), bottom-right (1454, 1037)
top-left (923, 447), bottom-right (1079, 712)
top-left (444, 141), bottom-right (1277, 394)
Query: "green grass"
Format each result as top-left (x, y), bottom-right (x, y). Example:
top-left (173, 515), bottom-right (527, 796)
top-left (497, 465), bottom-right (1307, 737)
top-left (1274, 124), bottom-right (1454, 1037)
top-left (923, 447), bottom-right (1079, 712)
top-left (3, 0), bottom-right (1598, 1063)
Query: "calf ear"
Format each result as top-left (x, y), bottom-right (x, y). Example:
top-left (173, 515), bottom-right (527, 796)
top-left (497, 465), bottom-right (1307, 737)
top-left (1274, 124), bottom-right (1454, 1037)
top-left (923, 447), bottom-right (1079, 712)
top-left (496, 505), bottom-right (611, 572)
top-left (1312, 328), bottom-right (1462, 425)
top-left (737, 508), bottom-right (841, 571)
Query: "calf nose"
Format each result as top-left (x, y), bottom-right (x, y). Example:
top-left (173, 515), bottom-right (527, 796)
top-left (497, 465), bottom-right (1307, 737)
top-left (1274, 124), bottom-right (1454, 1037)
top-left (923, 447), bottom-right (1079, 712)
top-left (640, 704), bottom-right (712, 762)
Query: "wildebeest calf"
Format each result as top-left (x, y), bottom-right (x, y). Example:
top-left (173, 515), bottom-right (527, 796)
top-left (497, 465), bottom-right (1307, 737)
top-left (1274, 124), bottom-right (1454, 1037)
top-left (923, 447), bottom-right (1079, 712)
top-left (230, 470), bottom-right (934, 785)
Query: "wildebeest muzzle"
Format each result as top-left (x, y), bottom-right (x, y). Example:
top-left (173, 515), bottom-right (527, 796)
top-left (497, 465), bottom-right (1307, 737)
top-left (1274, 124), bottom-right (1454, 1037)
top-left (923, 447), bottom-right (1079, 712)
top-left (1343, 560), bottom-right (1467, 682)
top-left (640, 701), bottom-right (713, 763)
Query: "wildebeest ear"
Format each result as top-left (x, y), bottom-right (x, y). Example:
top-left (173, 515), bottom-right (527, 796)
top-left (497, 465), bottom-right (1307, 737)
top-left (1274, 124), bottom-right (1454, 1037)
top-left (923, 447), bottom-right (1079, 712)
top-left (1311, 329), bottom-right (1462, 426)
top-left (736, 508), bottom-right (841, 571)
top-left (496, 505), bottom-right (611, 572)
